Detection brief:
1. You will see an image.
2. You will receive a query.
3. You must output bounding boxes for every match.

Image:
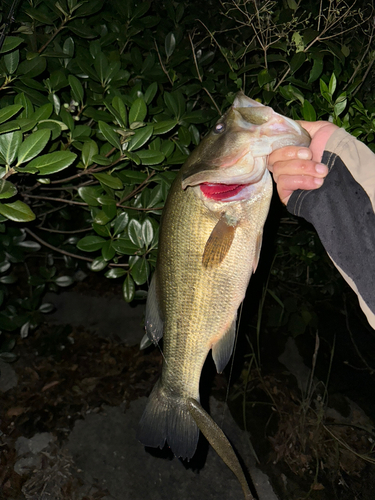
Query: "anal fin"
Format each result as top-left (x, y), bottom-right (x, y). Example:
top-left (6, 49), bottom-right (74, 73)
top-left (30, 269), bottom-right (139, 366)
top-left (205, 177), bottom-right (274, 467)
top-left (212, 317), bottom-right (236, 373)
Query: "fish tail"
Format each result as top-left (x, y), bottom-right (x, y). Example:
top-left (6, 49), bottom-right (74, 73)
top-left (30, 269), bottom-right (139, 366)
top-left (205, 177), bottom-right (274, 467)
top-left (137, 380), bottom-right (199, 460)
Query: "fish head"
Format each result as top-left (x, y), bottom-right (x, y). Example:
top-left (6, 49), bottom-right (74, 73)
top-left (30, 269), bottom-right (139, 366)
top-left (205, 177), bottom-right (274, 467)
top-left (181, 92), bottom-right (310, 204)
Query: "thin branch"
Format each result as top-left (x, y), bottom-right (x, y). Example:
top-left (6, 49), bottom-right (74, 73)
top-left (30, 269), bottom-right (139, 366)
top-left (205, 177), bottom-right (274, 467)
top-left (154, 40), bottom-right (173, 86)
top-left (24, 228), bottom-right (94, 263)
top-left (50, 146), bottom-right (118, 185)
top-left (118, 171), bottom-right (155, 204)
top-left (188, 33), bottom-right (221, 115)
top-left (38, 21), bottom-right (68, 55)
top-left (36, 226), bottom-right (92, 234)
top-left (21, 193), bottom-right (87, 206)
top-left (24, 228), bottom-right (129, 269)
top-left (117, 205), bottom-right (163, 211)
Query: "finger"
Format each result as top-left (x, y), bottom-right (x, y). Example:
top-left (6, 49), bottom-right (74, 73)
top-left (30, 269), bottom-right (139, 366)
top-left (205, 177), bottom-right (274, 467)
top-left (268, 146), bottom-right (312, 166)
top-left (270, 160), bottom-right (328, 181)
top-left (277, 174), bottom-right (325, 205)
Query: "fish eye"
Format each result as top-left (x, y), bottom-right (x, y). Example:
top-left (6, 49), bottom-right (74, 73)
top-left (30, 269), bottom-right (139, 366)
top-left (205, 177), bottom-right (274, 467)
top-left (214, 122), bottom-right (225, 134)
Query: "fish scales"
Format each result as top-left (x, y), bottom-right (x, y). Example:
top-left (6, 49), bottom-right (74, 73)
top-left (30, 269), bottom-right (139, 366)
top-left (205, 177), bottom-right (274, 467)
top-left (159, 168), bottom-right (272, 399)
top-left (137, 92), bottom-right (311, 460)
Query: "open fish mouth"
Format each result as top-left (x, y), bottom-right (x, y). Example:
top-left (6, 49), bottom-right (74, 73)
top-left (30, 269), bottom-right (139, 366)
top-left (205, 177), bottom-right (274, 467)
top-left (200, 183), bottom-right (249, 201)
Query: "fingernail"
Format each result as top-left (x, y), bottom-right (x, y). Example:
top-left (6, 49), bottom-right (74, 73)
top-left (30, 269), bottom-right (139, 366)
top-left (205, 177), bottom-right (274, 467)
top-left (315, 163), bottom-right (328, 174)
top-left (314, 177), bottom-right (324, 186)
top-left (297, 149), bottom-right (310, 159)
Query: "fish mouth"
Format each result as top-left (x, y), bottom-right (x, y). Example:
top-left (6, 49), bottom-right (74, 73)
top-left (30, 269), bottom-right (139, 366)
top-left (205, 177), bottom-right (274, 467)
top-left (200, 183), bottom-right (249, 201)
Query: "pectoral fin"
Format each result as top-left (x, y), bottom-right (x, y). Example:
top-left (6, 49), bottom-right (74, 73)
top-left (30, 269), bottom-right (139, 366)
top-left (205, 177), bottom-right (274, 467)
top-left (202, 216), bottom-right (236, 269)
top-left (143, 271), bottom-right (164, 347)
top-left (212, 317), bottom-right (236, 373)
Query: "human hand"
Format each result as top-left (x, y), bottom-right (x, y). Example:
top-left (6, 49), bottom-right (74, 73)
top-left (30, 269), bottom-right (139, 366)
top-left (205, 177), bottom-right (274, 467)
top-left (268, 121), bottom-right (339, 205)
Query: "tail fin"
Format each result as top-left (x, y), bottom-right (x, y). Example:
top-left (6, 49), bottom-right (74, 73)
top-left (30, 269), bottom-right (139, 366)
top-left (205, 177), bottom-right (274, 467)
top-left (137, 380), bottom-right (199, 460)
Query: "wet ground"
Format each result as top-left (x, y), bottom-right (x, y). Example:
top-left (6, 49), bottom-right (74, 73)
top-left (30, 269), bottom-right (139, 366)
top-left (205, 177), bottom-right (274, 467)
top-left (1, 276), bottom-right (374, 500)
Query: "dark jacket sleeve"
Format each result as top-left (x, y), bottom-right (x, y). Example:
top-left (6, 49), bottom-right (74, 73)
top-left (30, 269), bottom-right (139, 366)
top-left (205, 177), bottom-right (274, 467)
top-left (287, 128), bottom-right (375, 329)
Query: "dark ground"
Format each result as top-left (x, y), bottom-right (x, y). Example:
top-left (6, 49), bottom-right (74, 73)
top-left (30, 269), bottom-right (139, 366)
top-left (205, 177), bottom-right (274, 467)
top-left (1, 275), bottom-right (374, 500)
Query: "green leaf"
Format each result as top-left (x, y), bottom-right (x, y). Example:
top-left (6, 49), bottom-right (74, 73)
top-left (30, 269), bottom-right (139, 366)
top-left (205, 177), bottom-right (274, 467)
top-left (0, 36), bottom-right (23, 53)
top-left (91, 154), bottom-right (112, 166)
top-left (308, 56), bottom-right (324, 84)
top-left (111, 96), bottom-right (127, 126)
top-left (17, 129), bottom-right (51, 166)
top-left (178, 126), bottom-right (191, 147)
top-left (17, 240), bottom-right (40, 251)
top-left (97, 195), bottom-right (116, 206)
top-left (0, 121), bottom-right (21, 135)
top-left (68, 75), bottom-right (84, 103)
top-left (152, 120), bottom-right (177, 135)
top-left (257, 69), bottom-right (273, 88)
top-left (78, 186), bottom-right (101, 206)
top-left (94, 209), bottom-right (113, 225)
top-left (0, 274), bottom-right (17, 284)
top-left (0, 131), bottom-right (22, 165)
top-left (334, 99), bottom-right (347, 117)
top-left (144, 82), bottom-right (158, 104)
top-left (18, 55), bottom-right (47, 78)
top-left (94, 52), bottom-right (108, 84)
top-left (4, 50), bottom-right (19, 74)
top-left (25, 151), bottom-right (77, 175)
top-left (39, 303), bottom-right (54, 313)
top-left (105, 268), bottom-right (127, 279)
top-left (136, 150), bottom-right (165, 165)
top-left (82, 140), bottom-right (98, 167)
top-left (112, 238), bottom-right (138, 255)
top-left (93, 172), bottom-right (123, 190)
top-left (98, 121), bottom-right (122, 150)
top-left (164, 91), bottom-right (185, 119)
top-left (76, 235), bottom-right (105, 252)
top-left (130, 256), bottom-right (150, 285)
top-left (302, 100), bottom-right (316, 121)
top-left (182, 110), bottom-right (215, 124)
top-left (129, 98), bottom-right (147, 124)
top-left (128, 125), bottom-right (153, 151)
top-left (142, 218), bottom-right (154, 247)
top-left (0, 201), bottom-right (35, 222)
top-left (55, 276), bottom-right (74, 287)
top-left (0, 104), bottom-right (23, 125)
top-left (32, 103), bottom-right (53, 121)
top-left (90, 256), bottom-right (108, 272)
top-left (113, 212), bottom-right (129, 236)
top-left (165, 32), bottom-right (176, 59)
top-left (0, 180), bottom-right (17, 199)
top-left (329, 73), bottom-right (337, 96)
top-left (290, 52), bottom-right (306, 74)
top-left (101, 240), bottom-right (116, 261)
top-left (320, 79), bottom-right (329, 95)
top-left (123, 274), bottom-right (135, 302)
top-left (128, 219), bottom-right (144, 247)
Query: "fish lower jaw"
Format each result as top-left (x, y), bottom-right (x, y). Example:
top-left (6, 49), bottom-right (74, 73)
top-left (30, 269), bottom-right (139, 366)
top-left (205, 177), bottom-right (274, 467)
top-left (199, 169), bottom-right (270, 203)
top-left (200, 183), bottom-right (249, 201)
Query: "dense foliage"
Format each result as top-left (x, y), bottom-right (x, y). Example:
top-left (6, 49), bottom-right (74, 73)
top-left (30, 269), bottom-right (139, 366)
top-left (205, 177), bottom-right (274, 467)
top-left (0, 0), bottom-right (374, 353)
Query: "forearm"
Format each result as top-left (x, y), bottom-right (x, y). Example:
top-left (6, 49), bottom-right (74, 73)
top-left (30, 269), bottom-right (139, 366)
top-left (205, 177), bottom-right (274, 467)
top-left (287, 128), bottom-right (375, 328)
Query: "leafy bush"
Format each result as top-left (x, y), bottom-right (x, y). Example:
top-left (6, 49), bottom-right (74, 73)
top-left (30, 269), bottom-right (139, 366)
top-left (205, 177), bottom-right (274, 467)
top-left (0, 0), bottom-right (374, 348)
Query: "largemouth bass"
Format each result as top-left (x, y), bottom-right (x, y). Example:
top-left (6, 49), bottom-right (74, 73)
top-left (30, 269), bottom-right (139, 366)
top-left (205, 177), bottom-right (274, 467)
top-left (137, 92), bottom-right (310, 460)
